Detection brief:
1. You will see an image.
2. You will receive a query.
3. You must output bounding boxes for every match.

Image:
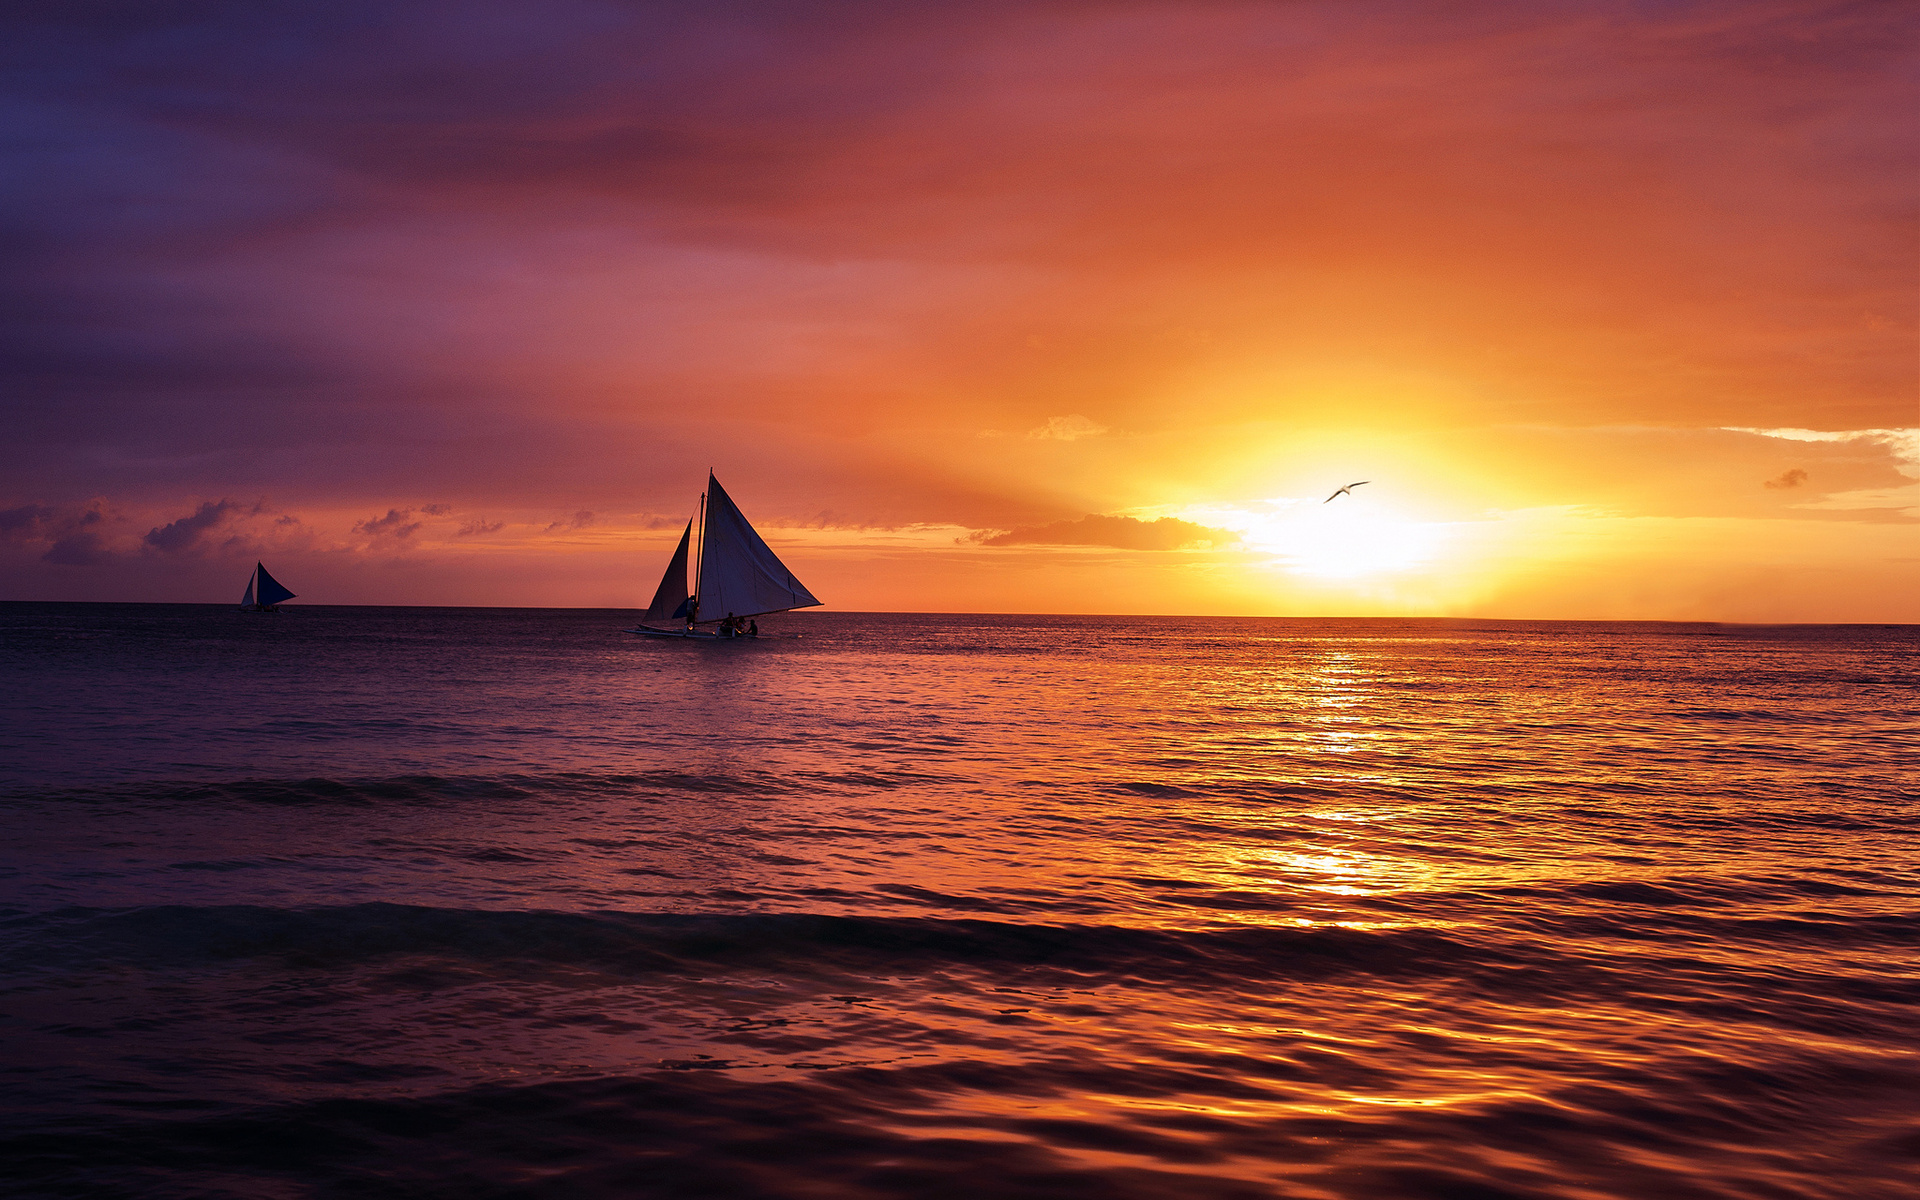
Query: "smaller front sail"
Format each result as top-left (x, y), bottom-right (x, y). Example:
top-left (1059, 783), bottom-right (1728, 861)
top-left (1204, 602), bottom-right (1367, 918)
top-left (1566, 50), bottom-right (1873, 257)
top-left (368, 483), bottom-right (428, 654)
top-left (240, 569), bottom-right (256, 609)
top-left (644, 522), bottom-right (693, 622)
top-left (254, 564), bottom-right (296, 607)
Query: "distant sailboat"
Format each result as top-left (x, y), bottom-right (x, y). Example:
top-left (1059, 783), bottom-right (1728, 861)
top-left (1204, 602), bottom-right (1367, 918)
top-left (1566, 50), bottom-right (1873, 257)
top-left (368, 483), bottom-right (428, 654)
top-left (627, 473), bottom-right (820, 639)
top-left (239, 562), bottom-right (296, 613)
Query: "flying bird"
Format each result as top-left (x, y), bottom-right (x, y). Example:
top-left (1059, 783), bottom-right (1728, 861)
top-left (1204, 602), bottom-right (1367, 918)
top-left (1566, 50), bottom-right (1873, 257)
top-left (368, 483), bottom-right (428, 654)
top-left (1324, 481), bottom-right (1370, 503)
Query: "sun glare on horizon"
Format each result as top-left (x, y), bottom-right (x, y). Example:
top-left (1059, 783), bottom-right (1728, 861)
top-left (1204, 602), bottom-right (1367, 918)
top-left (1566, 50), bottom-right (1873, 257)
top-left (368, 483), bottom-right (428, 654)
top-left (1264, 502), bottom-right (1451, 579)
top-left (1170, 493), bottom-right (1454, 580)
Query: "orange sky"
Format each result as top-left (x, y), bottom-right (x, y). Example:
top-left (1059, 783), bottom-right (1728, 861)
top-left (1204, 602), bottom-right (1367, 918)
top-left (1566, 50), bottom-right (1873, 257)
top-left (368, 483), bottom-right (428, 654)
top-left (2, 1), bottom-right (1915, 619)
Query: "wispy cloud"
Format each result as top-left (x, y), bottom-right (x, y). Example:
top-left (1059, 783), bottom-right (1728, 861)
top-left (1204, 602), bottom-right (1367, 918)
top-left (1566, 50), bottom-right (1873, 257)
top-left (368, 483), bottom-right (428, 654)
top-left (1726, 428), bottom-right (1920, 461)
top-left (967, 514), bottom-right (1232, 550)
top-left (1026, 415), bottom-right (1108, 442)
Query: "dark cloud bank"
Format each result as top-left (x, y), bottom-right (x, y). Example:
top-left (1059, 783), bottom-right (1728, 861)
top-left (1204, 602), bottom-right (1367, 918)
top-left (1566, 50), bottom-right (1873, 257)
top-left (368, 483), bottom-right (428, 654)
top-left (144, 499), bottom-right (263, 554)
top-left (2, 501), bottom-right (114, 566)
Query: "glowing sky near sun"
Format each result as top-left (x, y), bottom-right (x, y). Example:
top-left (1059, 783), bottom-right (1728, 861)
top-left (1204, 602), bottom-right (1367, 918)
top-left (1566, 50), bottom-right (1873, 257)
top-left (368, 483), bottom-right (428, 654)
top-left (2, 1), bottom-right (1914, 619)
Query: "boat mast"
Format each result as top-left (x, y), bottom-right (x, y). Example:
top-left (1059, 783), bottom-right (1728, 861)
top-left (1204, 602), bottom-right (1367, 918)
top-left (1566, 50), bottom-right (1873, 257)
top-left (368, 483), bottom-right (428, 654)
top-left (693, 484), bottom-right (706, 623)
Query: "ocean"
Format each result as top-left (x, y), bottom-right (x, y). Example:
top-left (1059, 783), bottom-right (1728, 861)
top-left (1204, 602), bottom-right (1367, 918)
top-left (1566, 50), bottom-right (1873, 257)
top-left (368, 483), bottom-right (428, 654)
top-left (0, 603), bottom-right (1913, 1199)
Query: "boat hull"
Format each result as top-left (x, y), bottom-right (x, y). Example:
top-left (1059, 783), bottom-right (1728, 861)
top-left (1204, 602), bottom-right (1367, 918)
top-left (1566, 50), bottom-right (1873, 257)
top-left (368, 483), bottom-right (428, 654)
top-left (624, 626), bottom-right (757, 640)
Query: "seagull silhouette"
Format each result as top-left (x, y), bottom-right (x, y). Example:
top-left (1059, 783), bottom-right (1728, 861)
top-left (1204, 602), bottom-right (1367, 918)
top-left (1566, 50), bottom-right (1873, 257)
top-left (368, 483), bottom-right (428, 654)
top-left (1324, 481), bottom-right (1370, 504)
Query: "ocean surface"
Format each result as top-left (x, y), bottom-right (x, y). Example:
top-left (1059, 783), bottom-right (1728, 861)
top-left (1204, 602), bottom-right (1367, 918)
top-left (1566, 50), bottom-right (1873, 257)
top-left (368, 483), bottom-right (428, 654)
top-left (0, 603), bottom-right (1914, 1200)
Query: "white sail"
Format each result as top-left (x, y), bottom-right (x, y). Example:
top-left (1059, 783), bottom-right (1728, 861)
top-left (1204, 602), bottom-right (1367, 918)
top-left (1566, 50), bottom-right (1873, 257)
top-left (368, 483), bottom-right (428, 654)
top-left (240, 569), bottom-right (256, 609)
top-left (644, 522), bottom-right (693, 622)
top-left (694, 474), bottom-right (821, 620)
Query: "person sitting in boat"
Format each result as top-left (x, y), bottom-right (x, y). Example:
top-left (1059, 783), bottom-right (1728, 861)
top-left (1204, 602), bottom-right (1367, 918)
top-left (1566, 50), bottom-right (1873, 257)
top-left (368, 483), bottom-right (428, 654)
top-left (747, 619), bottom-right (758, 638)
top-left (723, 613), bottom-right (738, 637)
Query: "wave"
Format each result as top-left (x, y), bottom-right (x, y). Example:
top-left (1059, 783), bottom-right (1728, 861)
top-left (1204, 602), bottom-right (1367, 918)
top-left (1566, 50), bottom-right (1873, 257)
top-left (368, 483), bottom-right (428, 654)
top-left (0, 1069), bottom-right (1508, 1200)
top-left (1, 1028), bottom-right (1913, 1200)
top-left (1, 904), bottom-right (1507, 987)
top-left (0, 766), bottom-right (976, 809)
top-left (16, 901), bottom-right (1907, 1034)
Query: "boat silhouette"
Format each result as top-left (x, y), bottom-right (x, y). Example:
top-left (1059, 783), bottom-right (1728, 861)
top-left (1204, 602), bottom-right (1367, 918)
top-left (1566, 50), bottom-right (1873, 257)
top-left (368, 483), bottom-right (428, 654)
top-left (627, 473), bottom-right (820, 640)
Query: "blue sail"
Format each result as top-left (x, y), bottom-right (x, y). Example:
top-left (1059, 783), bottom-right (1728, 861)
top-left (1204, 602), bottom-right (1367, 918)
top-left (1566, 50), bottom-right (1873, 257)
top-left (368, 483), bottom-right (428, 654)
top-left (254, 564), bottom-right (296, 607)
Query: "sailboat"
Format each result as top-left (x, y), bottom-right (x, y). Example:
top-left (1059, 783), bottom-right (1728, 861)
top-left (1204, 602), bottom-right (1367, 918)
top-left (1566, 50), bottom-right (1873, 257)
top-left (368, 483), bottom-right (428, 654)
top-left (239, 562), bottom-right (296, 613)
top-left (627, 473), bottom-right (821, 639)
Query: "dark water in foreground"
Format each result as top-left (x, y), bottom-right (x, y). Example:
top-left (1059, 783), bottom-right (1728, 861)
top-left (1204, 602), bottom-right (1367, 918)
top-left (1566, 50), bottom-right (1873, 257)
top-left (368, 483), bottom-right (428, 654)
top-left (0, 604), bottom-right (1914, 1199)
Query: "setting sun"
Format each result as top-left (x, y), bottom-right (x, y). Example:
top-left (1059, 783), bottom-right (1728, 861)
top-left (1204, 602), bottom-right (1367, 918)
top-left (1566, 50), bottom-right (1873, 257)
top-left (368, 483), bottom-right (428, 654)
top-left (1241, 499), bottom-right (1451, 580)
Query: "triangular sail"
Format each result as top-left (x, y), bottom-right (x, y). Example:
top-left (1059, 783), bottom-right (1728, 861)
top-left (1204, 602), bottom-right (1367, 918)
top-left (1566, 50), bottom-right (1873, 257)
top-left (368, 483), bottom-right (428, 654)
top-left (695, 474), bottom-right (821, 620)
top-left (254, 564), bottom-right (296, 607)
top-left (644, 522), bottom-right (693, 622)
top-left (240, 568), bottom-right (256, 609)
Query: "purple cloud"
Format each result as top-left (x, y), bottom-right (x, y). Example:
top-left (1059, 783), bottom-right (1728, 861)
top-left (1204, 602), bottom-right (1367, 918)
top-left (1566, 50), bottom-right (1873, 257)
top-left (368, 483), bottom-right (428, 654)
top-left (354, 509), bottom-right (421, 539)
top-left (144, 499), bottom-right (245, 554)
top-left (42, 531), bottom-right (110, 566)
top-left (38, 504), bottom-right (112, 566)
top-left (0, 504), bottom-right (56, 537)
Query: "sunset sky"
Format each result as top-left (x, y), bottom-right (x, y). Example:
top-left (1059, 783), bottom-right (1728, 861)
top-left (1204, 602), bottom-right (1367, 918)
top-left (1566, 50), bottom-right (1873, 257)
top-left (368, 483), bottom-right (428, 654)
top-left (3, 0), bottom-right (1914, 619)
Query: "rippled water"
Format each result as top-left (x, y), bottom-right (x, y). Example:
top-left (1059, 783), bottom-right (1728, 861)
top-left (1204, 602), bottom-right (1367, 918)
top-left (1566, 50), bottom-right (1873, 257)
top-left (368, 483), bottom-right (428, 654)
top-left (1, 603), bottom-right (1914, 1199)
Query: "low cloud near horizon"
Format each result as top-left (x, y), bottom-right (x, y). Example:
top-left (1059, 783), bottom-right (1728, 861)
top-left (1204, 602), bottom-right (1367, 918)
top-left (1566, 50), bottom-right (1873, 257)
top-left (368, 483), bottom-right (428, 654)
top-left (968, 515), bottom-right (1235, 552)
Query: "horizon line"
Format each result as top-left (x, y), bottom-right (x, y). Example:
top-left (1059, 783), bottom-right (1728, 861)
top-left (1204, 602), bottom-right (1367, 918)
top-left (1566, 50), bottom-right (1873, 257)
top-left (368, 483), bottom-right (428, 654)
top-left (0, 600), bottom-right (1912, 628)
